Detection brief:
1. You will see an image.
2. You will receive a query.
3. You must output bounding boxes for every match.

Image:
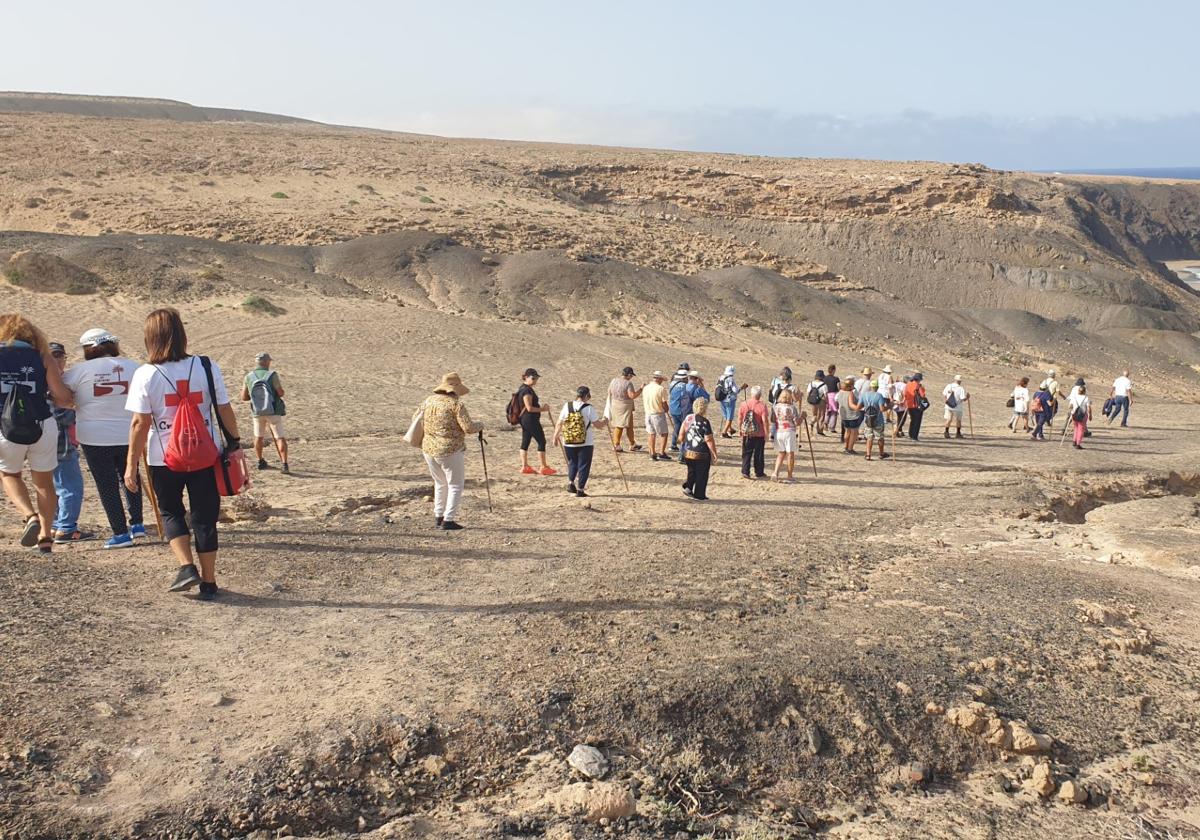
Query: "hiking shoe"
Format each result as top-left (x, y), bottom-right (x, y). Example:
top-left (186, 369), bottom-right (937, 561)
top-left (129, 523), bottom-right (148, 540)
top-left (257, 458), bottom-right (269, 470)
top-left (104, 533), bottom-right (135, 550)
top-left (955, 431), bottom-right (964, 439)
top-left (281, 463), bottom-right (290, 475)
top-left (575, 490), bottom-right (589, 498)
top-left (540, 466), bottom-right (557, 476)
top-left (631, 445), bottom-right (643, 452)
top-left (440, 521), bottom-right (464, 531)
top-left (435, 516), bottom-right (444, 528)
top-left (53, 530), bottom-right (97, 544)
top-left (197, 581), bottom-right (219, 602)
top-left (20, 516), bottom-right (40, 548)
top-left (520, 466), bottom-right (536, 475)
top-left (567, 482), bottom-right (577, 494)
top-left (1073, 443), bottom-right (1083, 450)
top-left (169, 564), bottom-right (201, 592)
top-left (944, 429), bottom-right (951, 439)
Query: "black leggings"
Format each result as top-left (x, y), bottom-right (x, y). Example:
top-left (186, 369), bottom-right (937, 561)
top-left (81, 443), bottom-right (143, 536)
top-left (149, 465), bottom-right (221, 554)
top-left (684, 454), bottom-right (712, 500)
top-left (520, 417), bottom-right (547, 452)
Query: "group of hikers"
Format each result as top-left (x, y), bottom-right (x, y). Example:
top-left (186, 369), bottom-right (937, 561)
top-left (3, 308), bottom-right (1137, 600)
top-left (409, 360), bottom-right (1134, 515)
top-left (0, 311), bottom-right (289, 600)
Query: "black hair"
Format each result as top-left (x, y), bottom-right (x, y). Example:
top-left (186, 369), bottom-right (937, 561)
top-left (576, 386), bottom-right (591, 399)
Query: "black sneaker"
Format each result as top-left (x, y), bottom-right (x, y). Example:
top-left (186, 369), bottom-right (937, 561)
top-left (567, 482), bottom-right (577, 494)
top-left (281, 463), bottom-right (290, 474)
top-left (197, 581), bottom-right (219, 601)
top-left (575, 490), bottom-right (588, 497)
top-left (955, 431), bottom-right (964, 439)
top-left (257, 458), bottom-right (269, 470)
top-left (944, 429), bottom-right (951, 439)
top-left (435, 516), bottom-right (444, 528)
top-left (440, 521), bottom-right (464, 531)
top-left (169, 564), bottom-right (201, 592)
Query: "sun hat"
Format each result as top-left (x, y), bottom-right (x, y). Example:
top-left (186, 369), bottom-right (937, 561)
top-left (675, 368), bottom-right (689, 377)
top-left (689, 370), bottom-right (701, 378)
top-left (954, 374), bottom-right (963, 381)
top-left (815, 369), bottom-right (825, 379)
top-left (255, 351), bottom-right (272, 363)
top-left (524, 368), bottom-right (539, 378)
top-left (862, 367), bottom-right (872, 374)
top-left (49, 341), bottom-right (66, 356)
top-left (436, 372), bottom-right (469, 396)
top-left (652, 370), bottom-right (665, 379)
top-left (724, 365), bottom-right (735, 376)
top-left (622, 366), bottom-right (635, 377)
top-left (913, 372), bottom-right (924, 381)
top-left (79, 328), bottom-right (119, 347)
top-left (883, 365), bottom-right (893, 373)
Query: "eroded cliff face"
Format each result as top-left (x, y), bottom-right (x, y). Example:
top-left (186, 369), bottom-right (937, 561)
top-left (1, 112), bottom-right (1198, 334)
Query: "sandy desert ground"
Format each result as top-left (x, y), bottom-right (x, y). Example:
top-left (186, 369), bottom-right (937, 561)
top-left (1, 100), bottom-right (1200, 840)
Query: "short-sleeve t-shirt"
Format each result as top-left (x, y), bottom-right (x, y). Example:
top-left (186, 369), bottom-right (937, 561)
top-left (943, 383), bottom-right (967, 407)
top-left (773, 402), bottom-right (798, 430)
top-left (126, 356), bottom-right (230, 467)
top-left (823, 373), bottom-right (840, 395)
top-left (1112, 376), bottom-right (1132, 397)
top-left (1068, 393), bottom-right (1090, 417)
top-left (516, 384), bottom-right (540, 424)
top-left (62, 356), bottom-right (139, 446)
top-left (642, 381), bottom-right (667, 415)
top-left (860, 391), bottom-right (886, 425)
top-left (608, 377), bottom-right (635, 404)
top-left (558, 400), bottom-right (601, 447)
top-left (1011, 386), bottom-right (1030, 413)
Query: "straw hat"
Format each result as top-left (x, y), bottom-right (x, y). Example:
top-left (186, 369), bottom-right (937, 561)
top-left (436, 372), bottom-right (469, 396)
top-left (882, 365), bottom-right (892, 373)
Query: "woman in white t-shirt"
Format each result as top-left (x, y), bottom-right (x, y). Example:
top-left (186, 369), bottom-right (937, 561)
top-left (63, 329), bottom-right (146, 549)
top-left (1007, 376), bottom-right (1031, 433)
top-left (124, 309), bottom-right (241, 601)
top-left (553, 385), bottom-right (608, 498)
top-left (1067, 385), bottom-right (1091, 449)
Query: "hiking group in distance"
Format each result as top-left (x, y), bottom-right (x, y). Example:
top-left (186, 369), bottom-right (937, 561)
top-left (405, 359), bottom-right (1136, 527)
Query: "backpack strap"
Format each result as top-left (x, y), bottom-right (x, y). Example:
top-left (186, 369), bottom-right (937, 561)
top-left (200, 356), bottom-right (238, 449)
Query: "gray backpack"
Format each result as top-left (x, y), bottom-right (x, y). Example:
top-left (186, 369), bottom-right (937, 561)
top-left (249, 372), bottom-right (275, 416)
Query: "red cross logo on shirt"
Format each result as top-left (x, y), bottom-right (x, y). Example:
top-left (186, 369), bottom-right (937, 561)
top-left (165, 381), bottom-right (203, 408)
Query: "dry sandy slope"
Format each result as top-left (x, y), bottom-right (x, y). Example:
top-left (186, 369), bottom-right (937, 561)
top-left (2, 289), bottom-right (1199, 839)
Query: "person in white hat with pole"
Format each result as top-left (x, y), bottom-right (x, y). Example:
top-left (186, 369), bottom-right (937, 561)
top-left (942, 375), bottom-right (969, 439)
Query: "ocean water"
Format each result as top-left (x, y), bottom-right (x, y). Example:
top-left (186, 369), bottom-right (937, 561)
top-left (1054, 167), bottom-right (1200, 180)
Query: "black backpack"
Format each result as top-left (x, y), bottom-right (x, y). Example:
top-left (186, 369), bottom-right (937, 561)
top-left (1, 383), bottom-right (44, 445)
top-left (806, 384), bottom-right (823, 406)
top-left (769, 381), bottom-right (784, 403)
top-left (715, 381), bottom-right (728, 402)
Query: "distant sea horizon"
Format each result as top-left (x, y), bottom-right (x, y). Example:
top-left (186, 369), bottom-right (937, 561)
top-left (1046, 167), bottom-right (1200, 181)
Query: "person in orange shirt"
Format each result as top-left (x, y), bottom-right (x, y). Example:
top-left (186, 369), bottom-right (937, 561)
top-left (903, 373), bottom-right (928, 441)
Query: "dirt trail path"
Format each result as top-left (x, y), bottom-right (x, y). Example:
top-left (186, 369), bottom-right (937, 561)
top-left (3, 293), bottom-right (1199, 838)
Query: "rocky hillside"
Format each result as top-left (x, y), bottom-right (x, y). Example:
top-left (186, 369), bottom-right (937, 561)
top-left (0, 107), bottom-right (1198, 357)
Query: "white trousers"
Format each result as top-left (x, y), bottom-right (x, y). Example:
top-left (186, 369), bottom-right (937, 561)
top-left (424, 449), bottom-right (465, 522)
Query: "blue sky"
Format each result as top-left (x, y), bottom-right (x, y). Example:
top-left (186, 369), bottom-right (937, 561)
top-left (4, 0), bottom-right (1198, 169)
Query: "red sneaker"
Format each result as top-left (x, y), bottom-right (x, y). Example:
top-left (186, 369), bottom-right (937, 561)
top-left (520, 466), bottom-right (536, 475)
top-left (540, 466), bottom-right (558, 476)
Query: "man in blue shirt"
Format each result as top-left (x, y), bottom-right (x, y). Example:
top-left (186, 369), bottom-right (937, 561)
top-left (859, 379), bottom-right (891, 461)
top-left (667, 368), bottom-right (691, 451)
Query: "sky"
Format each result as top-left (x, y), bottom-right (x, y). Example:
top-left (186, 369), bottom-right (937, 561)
top-left (3, 0), bottom-right (1198, 169)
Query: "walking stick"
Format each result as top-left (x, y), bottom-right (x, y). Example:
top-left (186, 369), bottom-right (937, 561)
top-left (477, 431), bottom-right (494, 513)
top-left (1059, 416), bottom-right (1073, 447)
top-left (891, 414), bottom-right (899, 462)
top-left (967, 399), bottom-right (975, 439)
top-left (801, 415), bottom-right (819, 479)
top-left (608, 428), bottom-right (630, 492)
top-left (140, 452), bottom-right (166, 543)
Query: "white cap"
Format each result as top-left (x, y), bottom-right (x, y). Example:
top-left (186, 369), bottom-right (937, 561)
top-left (954, 374), bottom-right (963, 381)
top-left (724, 365), bottom-right (735, 375)
top-left (79, 328), bottom-right (118, 347)
top-left (689, 370), bottom-right (701, 378)
top-left (882, 365), bottom-right (892, 373)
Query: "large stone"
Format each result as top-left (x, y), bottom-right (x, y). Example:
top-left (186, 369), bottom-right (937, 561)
top-left (549, 782), bottom-right (635, 822)
top-left (1009, 721), bottom-right (1053, 754)
top-left (1058, 779), bottom-right (1087, 804)
top-left (567, 744), bottom-right (609, 779)
top-left (1025, 762), bottom-right (1056, 798)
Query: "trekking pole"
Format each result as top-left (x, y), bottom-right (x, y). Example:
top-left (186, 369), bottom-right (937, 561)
top-left (891, 415), bottom-right (899, 462)
top-left (267, 425), bottom-right (285, 463)
top-left (1059, 417), bottom-right (1072, 447)
top-left (477, 431), bottom-right (494, 513)
top-left (140, 452), bottom-right (166, 544)
top-left (967, 399), bottom-right (975, 439)
top-left (801, 415), bottom-right (819, 479)
top-left (608, 428), bottom-right (630, 492)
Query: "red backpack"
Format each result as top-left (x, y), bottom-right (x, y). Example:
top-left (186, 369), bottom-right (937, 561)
top-left (157, 361), bottom-right (219, 472)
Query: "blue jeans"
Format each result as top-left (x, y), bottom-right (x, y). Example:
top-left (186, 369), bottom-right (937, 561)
top-left (565, 445), bottom-right (594, 490)
top-left (670, 413), bottom-right (684, 448)
top-left (1109, 396), bottom-right (1130, 426)
top-left (53, 447), bottom-right (84, 533)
